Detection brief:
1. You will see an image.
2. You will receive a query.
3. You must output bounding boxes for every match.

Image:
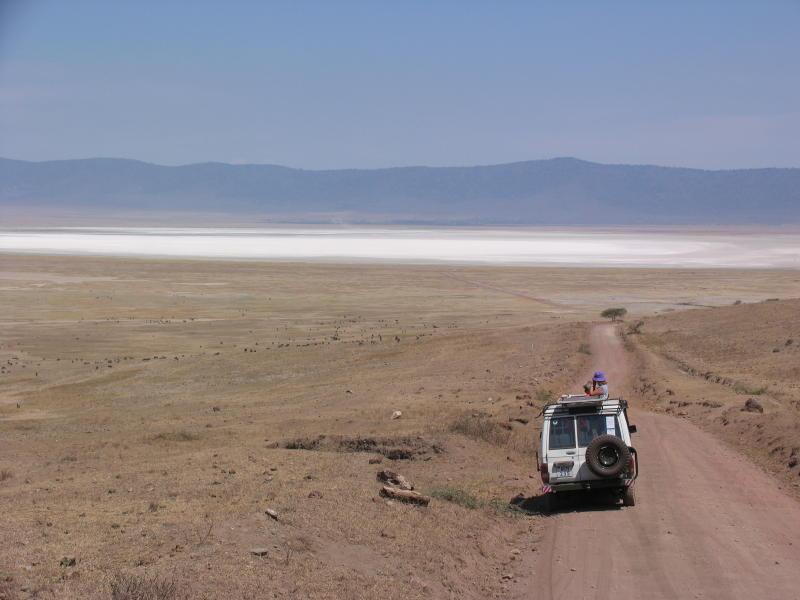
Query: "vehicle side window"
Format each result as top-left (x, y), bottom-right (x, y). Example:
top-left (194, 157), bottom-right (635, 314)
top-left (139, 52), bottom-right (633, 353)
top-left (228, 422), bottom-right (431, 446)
top-left (577, 414), bottom-right (621, 447)
top-left (548, 417), bottom-right (576, 450)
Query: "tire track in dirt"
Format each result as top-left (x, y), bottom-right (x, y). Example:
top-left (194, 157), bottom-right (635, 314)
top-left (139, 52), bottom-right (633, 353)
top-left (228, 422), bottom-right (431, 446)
top-left (531, 324), bottom-right (800, 600)
top-left (442, 272), bottom-right (569, 310)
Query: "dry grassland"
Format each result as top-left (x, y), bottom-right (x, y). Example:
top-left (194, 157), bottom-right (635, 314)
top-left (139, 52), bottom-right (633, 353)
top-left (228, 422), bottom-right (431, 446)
top-left (1, 255), bottom-right (799, 599)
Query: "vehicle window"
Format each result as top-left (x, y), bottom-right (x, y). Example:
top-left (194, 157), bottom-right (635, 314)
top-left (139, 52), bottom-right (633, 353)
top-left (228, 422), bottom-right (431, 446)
top-left (576, 414), bottom-right (621, 447)
top-left (548, 417), bottom-right (576, 450)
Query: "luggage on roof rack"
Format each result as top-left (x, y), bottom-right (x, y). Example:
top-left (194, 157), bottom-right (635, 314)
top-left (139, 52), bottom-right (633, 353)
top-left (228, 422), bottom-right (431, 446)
top-left (542, 396), bottom-right (628, 415)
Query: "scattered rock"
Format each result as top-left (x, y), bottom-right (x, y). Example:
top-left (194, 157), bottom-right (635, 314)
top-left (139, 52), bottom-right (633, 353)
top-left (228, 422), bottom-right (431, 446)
top-left (376, 469), bottom-right (413, 490)
top-left (742, 398), bottom-right (764, 413)
top-left (788, 457), bottom-right (798, 468)
top-left (60, 557), bottom-right (76, 567)
top-left (379, 486), bottom-right (430, 506)
top-left (250, 548), bottom-right (269, 557)
top-left (265, 508), bottom-right (278, 520)
top-left (391, 410), bottom-right (402, 420)
top-left (308, 491), bottom-right (323, 499)
top-left (509, 417), bottom-right (529, 425)
top-left (368, 457), bottom-right (383, 464)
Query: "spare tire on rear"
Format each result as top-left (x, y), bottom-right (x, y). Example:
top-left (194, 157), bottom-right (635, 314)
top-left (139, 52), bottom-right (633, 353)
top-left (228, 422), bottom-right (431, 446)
top-left (585, 435), bottom-right (631, 478)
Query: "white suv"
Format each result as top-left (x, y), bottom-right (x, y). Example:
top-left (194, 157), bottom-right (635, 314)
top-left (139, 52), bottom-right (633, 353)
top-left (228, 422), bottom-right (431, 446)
top-left (538, 394), bottom-right (638, 511)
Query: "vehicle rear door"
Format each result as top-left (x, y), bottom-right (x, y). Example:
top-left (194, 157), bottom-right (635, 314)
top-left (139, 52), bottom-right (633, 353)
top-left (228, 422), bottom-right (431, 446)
top-left (546, 415), bottom-right (578, 482)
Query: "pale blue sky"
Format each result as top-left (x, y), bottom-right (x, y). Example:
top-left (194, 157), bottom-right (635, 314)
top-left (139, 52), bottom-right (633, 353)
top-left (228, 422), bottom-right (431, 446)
top-left (1, 1), bottom-right (798, 169)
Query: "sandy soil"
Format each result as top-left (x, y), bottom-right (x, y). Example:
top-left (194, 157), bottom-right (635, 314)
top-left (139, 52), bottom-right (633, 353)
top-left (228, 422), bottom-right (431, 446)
top-left (1, 255), bottom-right (800, 599)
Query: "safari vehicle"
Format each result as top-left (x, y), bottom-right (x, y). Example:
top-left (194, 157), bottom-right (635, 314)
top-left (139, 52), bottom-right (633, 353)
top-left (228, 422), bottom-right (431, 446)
top-left (538, 394), bottom-right (638, 511)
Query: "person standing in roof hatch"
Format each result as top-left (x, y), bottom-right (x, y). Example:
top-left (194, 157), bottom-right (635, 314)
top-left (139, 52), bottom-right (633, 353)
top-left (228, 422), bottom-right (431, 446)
top-left (588, 371), bottom-right (609, 400)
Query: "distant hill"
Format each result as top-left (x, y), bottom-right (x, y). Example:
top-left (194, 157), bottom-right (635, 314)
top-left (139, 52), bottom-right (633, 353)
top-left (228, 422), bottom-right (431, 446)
top-left (1, 156), bottom-right (799, 224)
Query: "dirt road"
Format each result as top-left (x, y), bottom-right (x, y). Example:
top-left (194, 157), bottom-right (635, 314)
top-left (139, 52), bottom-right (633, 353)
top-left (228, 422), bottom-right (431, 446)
top-left (532, 324), bottom-right (800, 600)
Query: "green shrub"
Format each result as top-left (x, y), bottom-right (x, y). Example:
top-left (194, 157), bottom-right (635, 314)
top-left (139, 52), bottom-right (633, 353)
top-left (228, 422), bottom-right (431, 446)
top-left (429, 487), bottom-right (481, 509)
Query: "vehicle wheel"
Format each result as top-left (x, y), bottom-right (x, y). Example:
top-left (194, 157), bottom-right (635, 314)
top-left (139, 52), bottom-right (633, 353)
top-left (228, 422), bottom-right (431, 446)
top-left (585, 435), bottom-right (632, 478)
top-left (622, 486), bottom-right (636, 507)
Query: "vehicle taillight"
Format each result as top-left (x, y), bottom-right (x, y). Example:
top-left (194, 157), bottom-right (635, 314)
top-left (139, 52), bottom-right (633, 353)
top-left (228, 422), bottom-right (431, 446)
top-left (539, 463), bottom-right (549, 483)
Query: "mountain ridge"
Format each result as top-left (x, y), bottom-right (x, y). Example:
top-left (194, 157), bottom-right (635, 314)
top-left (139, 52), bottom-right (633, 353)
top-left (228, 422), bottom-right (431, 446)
top-left (2, 156), bottom-right (799, 225)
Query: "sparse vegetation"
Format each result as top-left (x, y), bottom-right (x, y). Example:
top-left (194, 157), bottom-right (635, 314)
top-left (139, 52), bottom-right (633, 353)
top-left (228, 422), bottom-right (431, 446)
top-left (111, 573), bottom-right (183, 600)
top-left (0, 470), bottom-right (12, 483)
top-left (487, 498), bottom-right (524, 517)
top-left (150, 430), bottom-right (200, 443)
top-left (450, 414), bottom-right (511, 446)
top-left (5, 255), bottom-right (799, 597)
top-left (429, 487), bottom-right (481, 509)
top-left (601, 307), bottom-right (628, 322)
top-left (577, 342), bottom-right (591, 354)
top-left (627, 319), bottom-right (644, 334)
top-left (284, 434), bottom-right (442, 459)
top-left (733, 383), bottom-right (768, 395)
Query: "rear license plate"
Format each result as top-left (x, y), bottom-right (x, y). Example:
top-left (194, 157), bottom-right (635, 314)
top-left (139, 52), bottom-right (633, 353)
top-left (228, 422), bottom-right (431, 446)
top-left (552, 466), bottom-right (571, 478)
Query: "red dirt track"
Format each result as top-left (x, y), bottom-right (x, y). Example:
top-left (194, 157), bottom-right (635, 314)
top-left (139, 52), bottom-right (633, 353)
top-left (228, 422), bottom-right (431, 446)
top-left (531, 324), bottom-right (800, 600)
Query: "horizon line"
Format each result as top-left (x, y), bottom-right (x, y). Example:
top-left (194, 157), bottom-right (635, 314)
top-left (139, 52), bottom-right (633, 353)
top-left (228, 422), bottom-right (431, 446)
top-left (2, 155), bottom-right (798, 173)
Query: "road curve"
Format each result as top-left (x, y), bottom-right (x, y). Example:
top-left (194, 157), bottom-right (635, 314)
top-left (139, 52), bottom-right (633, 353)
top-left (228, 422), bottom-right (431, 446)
top-left (532, 324), bottom-right (800, 600)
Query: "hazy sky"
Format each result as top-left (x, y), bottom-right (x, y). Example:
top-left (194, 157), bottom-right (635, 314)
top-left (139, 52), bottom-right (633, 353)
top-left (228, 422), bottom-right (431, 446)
top-left (1, 1), bottom-right (798, 169)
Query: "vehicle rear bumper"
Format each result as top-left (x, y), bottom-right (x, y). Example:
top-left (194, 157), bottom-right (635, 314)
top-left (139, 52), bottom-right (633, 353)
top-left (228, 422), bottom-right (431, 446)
top-left (545, 478), bottom-right (633, 493)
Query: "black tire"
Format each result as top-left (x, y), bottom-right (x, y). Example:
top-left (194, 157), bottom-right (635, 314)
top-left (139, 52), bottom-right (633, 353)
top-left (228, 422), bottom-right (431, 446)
top-left (585, 435), bottom-right (631, 478)
top-left (622, 486), bottom-right (636, 507)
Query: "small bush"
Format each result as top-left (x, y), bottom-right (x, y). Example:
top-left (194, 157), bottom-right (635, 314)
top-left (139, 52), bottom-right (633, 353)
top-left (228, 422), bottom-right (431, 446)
top-left (577, 343), bottom-right (591, 355)
top-left (733, 383), bottom-right (768, 396)
top-left (429, 487), bottom-right (481, 509)
top-left (450, 414), bottom-right (510, 446)
top-left (151, 431), bottom-right (199, 443)
top-left (601, 307), bottom-right (627, 322)
top-left (0, 470), bottom-right (12, 482)
top-left (111, 573), bottom-right (183, 600)
top-left (534, 388), bottom-right (553, 404)
top-left (627, 320), bottom-right (644, 335)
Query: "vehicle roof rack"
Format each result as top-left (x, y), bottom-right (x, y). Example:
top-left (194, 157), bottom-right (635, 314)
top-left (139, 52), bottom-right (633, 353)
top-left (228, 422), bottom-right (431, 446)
top-left (541, 395), bottom-right (628, 416)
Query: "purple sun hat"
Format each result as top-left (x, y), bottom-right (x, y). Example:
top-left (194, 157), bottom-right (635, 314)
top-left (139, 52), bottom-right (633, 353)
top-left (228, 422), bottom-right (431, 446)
top-left (593, 371), bottom-right (606, 382)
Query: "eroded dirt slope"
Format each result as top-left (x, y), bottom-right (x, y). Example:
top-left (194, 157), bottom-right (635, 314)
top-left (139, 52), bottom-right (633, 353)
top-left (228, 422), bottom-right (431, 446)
top-left (630, 298), bottom-right (800, 493)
